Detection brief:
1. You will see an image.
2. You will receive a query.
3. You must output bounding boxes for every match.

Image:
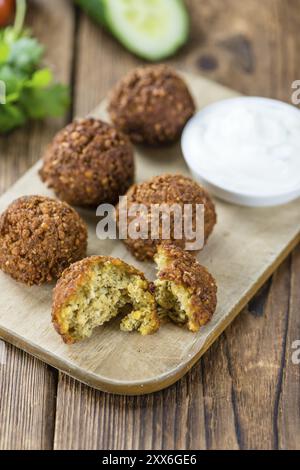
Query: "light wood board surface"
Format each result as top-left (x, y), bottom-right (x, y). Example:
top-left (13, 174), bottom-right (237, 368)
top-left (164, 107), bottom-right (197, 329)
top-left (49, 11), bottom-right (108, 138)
top-left (0, 72), bottom-right (299, 395)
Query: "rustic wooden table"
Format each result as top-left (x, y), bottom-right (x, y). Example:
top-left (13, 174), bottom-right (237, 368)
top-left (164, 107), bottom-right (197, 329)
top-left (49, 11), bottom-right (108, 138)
top-left (0, 0), bottom-right (300, 450)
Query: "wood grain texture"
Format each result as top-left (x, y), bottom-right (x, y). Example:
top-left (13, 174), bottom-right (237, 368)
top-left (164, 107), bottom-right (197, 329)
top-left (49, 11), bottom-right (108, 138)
top-left (0, 0), bottom-right (75, 450)
top-left (1, 0), bottom-right (300, 450)
top-left (53, 0), bottom-right (300, 450)
top-left (54, 370), bottom-right (207, 450)
top-left (278, 247), bottom-right (300, 450)
top-left (184, 0), bottom-right (300, 101)
top-left (0, 345), bottom-right (57, 450)
top-left (223, 260), bottom-right (291, 450)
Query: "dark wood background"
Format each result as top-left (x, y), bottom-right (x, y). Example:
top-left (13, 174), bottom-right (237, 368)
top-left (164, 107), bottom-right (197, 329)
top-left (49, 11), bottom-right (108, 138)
top-left (0, 0), bottom-right (300, 450)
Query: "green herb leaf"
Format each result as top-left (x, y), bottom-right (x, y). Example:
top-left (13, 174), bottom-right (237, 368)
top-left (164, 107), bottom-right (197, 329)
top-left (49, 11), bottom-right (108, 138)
top-left (0, 64), bottom-right (25, 96)
top-left (0, 0), bottom-right (70, 134)
top-left (20, 84), bottom-right (70, 119)
top-left (0, 42), bottom-right (10, 64)
top-left (9, 37), bottom-right (44, 73)
top-left (26, 68), bottom-right (53, 89)
top-left (0, 103), bottom-right (26, 133)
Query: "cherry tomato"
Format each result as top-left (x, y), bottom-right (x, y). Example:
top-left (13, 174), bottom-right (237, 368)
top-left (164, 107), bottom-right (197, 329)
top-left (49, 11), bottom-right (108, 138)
top-left (0, 0), bottom-right (15, 27)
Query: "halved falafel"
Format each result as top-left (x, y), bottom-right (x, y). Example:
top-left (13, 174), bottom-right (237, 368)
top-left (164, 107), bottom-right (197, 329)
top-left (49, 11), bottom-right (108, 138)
top-left (117, 174), bottom-right (217, 261)
top-left (154, 244), bottom-right (217, 332)
top-left (0, 196), bottom-right (87, 286)
top-left (40, 118), bottom-right (135, 207)
top-left (52, 256), bottom-right (159, 344)
top-left (108, 65), bottom-right (195, 145)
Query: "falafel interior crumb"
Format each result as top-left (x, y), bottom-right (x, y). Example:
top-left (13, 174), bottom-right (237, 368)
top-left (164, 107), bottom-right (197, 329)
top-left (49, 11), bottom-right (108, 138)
top-left (155, 281), bottom-right (191, 323)
top-left (154, 249), bottom-right (195, 329)
top-left (58, 264), bottom-right (158, 342)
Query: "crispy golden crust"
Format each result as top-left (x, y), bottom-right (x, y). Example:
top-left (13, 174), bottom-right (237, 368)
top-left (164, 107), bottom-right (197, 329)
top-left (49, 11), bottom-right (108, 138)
top-left (40, 118), bottom-right (135, 207)
top-left (108, 65), bottom-right (196, 145)
top-left (0, 196), bottom-right (87, 286)
top-left (52, 256), bottom-right (158, 344)
top-left (117, 174), bottom-right (217, 261)
top-left (155, 244), bottom-right (217, 331)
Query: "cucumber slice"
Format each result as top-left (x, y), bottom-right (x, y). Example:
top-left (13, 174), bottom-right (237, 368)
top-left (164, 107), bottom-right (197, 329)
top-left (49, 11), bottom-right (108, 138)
top-left (104, 0), bottom-right (189, 60)
top-left (76, 0), bottom-right (189, 61)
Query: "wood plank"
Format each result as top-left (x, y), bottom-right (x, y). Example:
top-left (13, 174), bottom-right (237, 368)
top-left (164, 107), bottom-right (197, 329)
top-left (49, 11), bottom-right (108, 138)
top-left (0, 0), bottom-right (75, 450)
top-left (278, 246), bottom-right (300, 449)
top-left (74, 13), bottom-right (138, 117)
top-left (190, 0), bottom-right (300, 448)
top-left (55, 25), bottom-right (178, 462)
top-left (0, 345), bottom-right (57, 450)
top-left (53, 0), bottom-right (300, 449)
top-left (186, 0), bottom-right (300, 450)
top-left (184, 0), bottom-right (300, 101)
top-left (54, 371), bottom-right (207, 450)
top-left (223, 261), bottom-right (291, 449)
top-left (201, 337), bottom-right (240, 449)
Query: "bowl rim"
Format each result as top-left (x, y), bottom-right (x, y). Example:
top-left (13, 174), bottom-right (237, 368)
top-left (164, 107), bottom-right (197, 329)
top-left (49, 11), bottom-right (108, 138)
top-left (181, 96), bottom-right (300, 206)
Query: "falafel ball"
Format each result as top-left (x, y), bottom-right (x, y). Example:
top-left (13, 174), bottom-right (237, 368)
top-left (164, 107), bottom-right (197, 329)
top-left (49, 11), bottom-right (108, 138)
top-left (0, 196), bottom-right (88, 286)
top-left (108, 65), bottom-right (196, 145)
top-left (40, 118), bottom-right (135, 207)
top-left (117, 174), bottom-right (217, 261)
top-left (52, 256), bottom-right (160, 344)
top-left (154, 244), bottom-right (217, 332)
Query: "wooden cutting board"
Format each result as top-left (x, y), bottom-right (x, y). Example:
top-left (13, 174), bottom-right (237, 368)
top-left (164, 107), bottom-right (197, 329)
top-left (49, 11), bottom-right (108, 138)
top-left (0, 72), bottom-right (300, 395)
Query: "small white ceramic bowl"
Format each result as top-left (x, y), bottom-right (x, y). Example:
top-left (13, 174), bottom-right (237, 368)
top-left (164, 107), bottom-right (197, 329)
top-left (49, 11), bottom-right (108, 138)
top-left (181, 97), bottom-right (300, 207)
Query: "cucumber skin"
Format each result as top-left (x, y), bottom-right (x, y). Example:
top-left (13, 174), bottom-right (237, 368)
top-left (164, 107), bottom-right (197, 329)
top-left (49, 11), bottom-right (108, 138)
top-left (74, 0), bottom-right (108, 27)
top-left (74, 0), bottom-right (190, 62)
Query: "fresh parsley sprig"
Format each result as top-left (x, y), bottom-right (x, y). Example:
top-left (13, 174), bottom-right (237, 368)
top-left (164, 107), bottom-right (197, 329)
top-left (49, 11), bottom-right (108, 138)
top-left (0, 0), bottom-right (70, 133)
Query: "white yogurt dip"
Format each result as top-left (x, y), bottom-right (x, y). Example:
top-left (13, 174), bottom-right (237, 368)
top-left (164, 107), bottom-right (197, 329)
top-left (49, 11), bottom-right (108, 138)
top-left (182, 97), bottom-right (300, 207)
